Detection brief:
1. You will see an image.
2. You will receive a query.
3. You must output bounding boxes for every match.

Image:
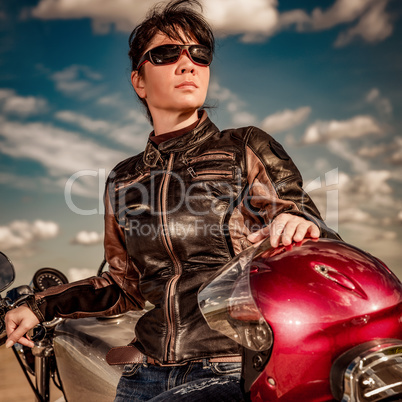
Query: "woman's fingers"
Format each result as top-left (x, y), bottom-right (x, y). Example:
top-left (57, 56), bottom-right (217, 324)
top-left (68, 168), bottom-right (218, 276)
top-left (247, 213), bottom-right (320, 248)
top-left (247, 225), bottom-right (270, 243)
top-left (5, 305), bottom-right (39, 348)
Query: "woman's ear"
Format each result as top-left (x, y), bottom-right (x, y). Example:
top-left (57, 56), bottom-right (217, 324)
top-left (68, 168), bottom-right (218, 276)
top-left (131, 70), bottom-right (146, 99)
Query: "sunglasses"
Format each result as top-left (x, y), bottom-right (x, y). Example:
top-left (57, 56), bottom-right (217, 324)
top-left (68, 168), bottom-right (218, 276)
top-left (136, 44), bottom-right (212, 71)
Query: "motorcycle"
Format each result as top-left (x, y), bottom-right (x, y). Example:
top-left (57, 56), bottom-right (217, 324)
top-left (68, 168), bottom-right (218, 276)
top-left (198, 237), bottom-right (402, 401)
top-left (1, 236), bottom-right (402, 401)
top-left (0, 251), bottom-right (144, 402)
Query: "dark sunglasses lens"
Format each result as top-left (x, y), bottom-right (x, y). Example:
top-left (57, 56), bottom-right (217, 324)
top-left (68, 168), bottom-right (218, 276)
top-left (189, 46), bottom-right (212, 65)
top-left (150, 45), bottom-right (181, 65)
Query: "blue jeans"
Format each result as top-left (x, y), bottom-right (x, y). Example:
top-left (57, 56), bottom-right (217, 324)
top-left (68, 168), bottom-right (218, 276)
top-left (114, 358), bottom-right (245, 401)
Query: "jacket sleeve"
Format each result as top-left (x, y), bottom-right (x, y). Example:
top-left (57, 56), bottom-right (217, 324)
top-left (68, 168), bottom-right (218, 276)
top-left (31, 181), bottom-right (145, 323)
top-left (245, 127), bottom-right (341, 240)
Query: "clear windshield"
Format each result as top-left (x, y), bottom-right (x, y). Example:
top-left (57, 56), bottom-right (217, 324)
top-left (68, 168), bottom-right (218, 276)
top-left (198, 237), bottom-right (273, 351)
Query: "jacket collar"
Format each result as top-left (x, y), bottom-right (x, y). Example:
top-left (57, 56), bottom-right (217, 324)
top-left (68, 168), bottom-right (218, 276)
top-left (142, 112), bottom-right (219, 168)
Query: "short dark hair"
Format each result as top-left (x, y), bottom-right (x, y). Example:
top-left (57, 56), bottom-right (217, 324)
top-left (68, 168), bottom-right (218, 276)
top-left (128, 0), bottom-right (215, 124)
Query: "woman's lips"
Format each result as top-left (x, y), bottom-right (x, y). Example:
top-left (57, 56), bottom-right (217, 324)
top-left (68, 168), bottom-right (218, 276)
top-left (175, 81), bottom-right (198, 89)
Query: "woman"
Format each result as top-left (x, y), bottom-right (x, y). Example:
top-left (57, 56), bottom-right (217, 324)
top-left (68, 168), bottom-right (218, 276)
top-left (5, 1), bottom-right (341, 400)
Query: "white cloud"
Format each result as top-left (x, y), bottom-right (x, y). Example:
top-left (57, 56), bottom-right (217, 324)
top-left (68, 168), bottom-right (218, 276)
top-left (67, 267), bottom-right (97, 281)
top-left (340, 221), bottom-right (399, 261)
top-left (109, 124), bottom-right (149, 149)
top-left (50, 65), bottom-right (103, 98)
top-left (207, 81), bottom-right (233, 103)
top-left (0, 114), bottom-right (130, 198)
top-left (358, 143), bottom-right (388, 158)
top-left (337, 171), bottom-right (395, 215)
top-left (30, 0), bottom-right (280, 39)
top-left (71, 230), bottom-right (104, 246)
top-left (338, 207), bottom-right (374, 224)
top-left (305, 168), bottom-right (402, 274)
top-left (203, 0), bottom-right (279, 42)
top-left (313, 158), bottom-right (332, 175)
top-left (389, 138), bottom-right (402, 166)
top-left (280, 0), bottom-right (393, 47)
top-left (0, 88), bottom-right (48, 116)
top-left (365, 88), bottom-right (392, 116)
top-left (0, 117), bottom-right (125, 177)
top-left (55, 110), bottom-right (112, 133)
top-left (97, 94), bottom-right (150, 127)
top-left (303, 115), bottom-right (382, 144)
top-left (126, 109), bottom-right (149, 126)
top-left (309, 0), bottom-right (377, 30)
top-left (56, 109), bottom-right (149, 148)
top-left (339, 220), bottom-right (401, 278)
top-left (207, 80), bottom-right (257, 126)
top-left (340, 170), bottom-right (393, 198)
top-left (327, 139), bottom-right (369, 173)
top-left (30, 0), bottom-right (153, 33)
top-left (0, 220), bottom-right (59, 251)
top-left (307, 169), bottom-right (395, 227)
top-left (0, 171), bottom-right (68, 195)
top-left (0, 85), bottom-right (151, 198)
top-left (334, 0), bottom-right (393, 47)
top-left (29, 0), bottom-right (395, 46)
top-left (96, 94), bottom-right (152, 143)
top-left (0, 89), bottom-right (14, 100)
top-left (366, 88), bottom-right (380, 103)
top-left (97, 94), bottom-right (122, 106)
top-left (261, 106), bottom-right (311, 134)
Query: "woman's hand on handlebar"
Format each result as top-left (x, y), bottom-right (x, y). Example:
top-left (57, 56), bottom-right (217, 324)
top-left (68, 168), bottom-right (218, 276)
top-left (5, 305), bottom-right (40, 348)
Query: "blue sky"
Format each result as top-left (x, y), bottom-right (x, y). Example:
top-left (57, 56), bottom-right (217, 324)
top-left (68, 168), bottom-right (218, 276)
top-left (1, 0), bottom-right (401, 287)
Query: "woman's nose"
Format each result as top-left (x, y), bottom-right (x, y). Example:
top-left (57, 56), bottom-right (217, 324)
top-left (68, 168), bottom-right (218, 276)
top-left (176, 50), bottom-right (195, 74)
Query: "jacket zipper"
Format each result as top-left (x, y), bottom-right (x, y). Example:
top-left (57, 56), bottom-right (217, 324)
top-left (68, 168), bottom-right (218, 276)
top-left (158, 153), bottom-right (182, 362)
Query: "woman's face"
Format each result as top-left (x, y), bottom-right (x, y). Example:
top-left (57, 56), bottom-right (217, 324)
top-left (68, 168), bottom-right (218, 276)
top-left (131, 31), bottom-right (210, 120)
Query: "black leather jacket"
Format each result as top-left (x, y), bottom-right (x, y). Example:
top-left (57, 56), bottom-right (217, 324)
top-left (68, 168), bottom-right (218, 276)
top-left (33, 113), bottom-right (341, 364)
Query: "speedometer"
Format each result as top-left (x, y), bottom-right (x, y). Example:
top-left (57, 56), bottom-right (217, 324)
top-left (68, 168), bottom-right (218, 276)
top-left (32, 268), bottom-right (69, 291)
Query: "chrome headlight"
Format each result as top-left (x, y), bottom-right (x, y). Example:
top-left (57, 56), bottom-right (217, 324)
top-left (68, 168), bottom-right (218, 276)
top-left (331, 339), bottom-right (402, 402)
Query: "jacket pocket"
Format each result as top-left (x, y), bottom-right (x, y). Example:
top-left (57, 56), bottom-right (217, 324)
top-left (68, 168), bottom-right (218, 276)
top-left (187, 150), bottom-right (235, 164)
top-left (191, 169), bottom-right (234, 182)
